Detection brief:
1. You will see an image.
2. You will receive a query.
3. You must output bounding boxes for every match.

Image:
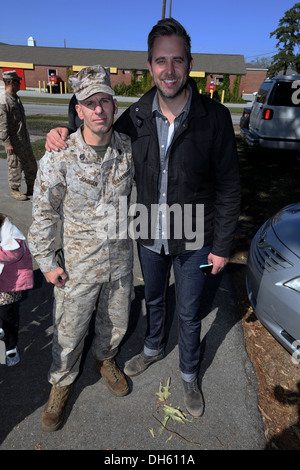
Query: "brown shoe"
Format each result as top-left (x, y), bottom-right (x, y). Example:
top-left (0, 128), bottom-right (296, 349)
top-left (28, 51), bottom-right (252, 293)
top-left (95, 358), bottom-right (129, 397)
top-left (41, 384), bottom-right (73, 432)
top-left (10, 189), bottom-right (28, 201)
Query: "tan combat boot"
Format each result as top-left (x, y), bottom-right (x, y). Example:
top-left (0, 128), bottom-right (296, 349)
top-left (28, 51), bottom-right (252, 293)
top-left (10, 189), bottom-right (28, 201)
top-left (95, 358), bottom-right (129, 397)
top-left (41, 384), bottom-right (73, 432)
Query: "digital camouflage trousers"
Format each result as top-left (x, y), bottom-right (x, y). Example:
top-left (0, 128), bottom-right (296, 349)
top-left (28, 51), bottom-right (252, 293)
top-left (6, 142), bottom-right (37, 190)
top-left (49, 273), bottom-right (133, 386)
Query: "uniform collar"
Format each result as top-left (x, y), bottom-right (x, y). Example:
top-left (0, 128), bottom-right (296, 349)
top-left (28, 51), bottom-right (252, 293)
top-left (71, 126), bottom-right (126, 164)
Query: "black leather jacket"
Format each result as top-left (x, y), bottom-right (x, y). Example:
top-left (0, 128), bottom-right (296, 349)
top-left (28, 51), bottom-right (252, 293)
top-left (114, 78), bottom-right (241, 257)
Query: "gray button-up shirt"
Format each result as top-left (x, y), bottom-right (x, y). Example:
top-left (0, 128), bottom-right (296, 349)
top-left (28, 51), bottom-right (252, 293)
top-left (148, 85), bottom-right (192, 254)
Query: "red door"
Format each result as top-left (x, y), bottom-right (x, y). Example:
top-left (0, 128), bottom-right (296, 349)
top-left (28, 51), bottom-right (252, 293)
top-left (2, 68), bottom-right (26, 90)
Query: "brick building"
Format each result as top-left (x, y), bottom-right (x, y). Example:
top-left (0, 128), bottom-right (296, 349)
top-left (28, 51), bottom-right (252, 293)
top-left (241, 66), bottom-right (268, 94)
top-left (0, 41), bottom-right (250, 95)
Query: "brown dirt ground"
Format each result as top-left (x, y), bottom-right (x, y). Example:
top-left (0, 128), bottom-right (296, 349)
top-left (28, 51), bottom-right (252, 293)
top-left (229, 256), bottom-right (300, 450)
top-left (229, 125), bottom-right (300, 449)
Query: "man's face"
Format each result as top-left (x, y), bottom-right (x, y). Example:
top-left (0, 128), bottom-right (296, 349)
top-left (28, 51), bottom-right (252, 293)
top-left (147, 35), bottom-right (193, 100)
top-left (76, 92), bottom-right (117, 138)
top-left (9, 79), bottom-right (21, 94)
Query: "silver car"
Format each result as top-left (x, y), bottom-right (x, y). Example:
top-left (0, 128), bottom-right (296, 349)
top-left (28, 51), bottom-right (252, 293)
top-left (246, 202), bottom-right (300, 361)
top-left (240, 75), bottom-right (300, 152)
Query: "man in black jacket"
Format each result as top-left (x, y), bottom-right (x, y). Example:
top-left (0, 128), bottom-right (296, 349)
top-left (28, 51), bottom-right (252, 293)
top-left (45, 18), bottom-right (241, 418)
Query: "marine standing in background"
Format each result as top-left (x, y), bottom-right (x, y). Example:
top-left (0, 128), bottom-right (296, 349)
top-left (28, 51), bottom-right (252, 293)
top-left (0, 70), bottom-right (37, 201)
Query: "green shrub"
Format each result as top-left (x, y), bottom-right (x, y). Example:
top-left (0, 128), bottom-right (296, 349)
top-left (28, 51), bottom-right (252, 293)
top-left (113, 70), bottom-right (152, 97)
top-left (113, 82), bottom-right (130, 96)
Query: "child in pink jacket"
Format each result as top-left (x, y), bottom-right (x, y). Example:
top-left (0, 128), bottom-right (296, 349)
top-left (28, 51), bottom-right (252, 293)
top-left (0, 213), bottom-right (33, 366)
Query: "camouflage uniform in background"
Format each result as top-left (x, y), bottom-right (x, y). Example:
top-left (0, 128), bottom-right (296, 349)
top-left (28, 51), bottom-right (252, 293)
top-left (0, 90), bottom-right (37, 192)
top-left (28, 127), bottom-right (134, 386)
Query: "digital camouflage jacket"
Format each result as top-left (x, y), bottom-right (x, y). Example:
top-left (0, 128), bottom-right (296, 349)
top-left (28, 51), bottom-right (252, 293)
top-left (28, 127), bottom-right (133, 283)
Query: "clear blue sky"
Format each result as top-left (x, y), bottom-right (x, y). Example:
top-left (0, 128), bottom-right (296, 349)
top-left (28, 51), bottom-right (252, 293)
top-left (0, 0), bottom-right (297, 61)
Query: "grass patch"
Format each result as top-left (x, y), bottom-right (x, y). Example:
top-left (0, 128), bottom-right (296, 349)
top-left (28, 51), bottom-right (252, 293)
top-left (117, 102), bottom-right (136, 108)
top-left (21, 94), bottom-right (241, 112)
top-left (27, 115), bottom-right (69, 122)
top-left (21, 96), bottom-right (70, 105)
top-left (0, 113), bottom-right (51, 159)
top-left (26, 114), bottom-right (69, 135)
top-left (21, 95), bottom-right (135, 108)
top-left (0, 138), bottom-right (46, 160)
top-left (31, 138), bottom-right (47, 160)
top-left (227, 107), bottom-right (244, 114)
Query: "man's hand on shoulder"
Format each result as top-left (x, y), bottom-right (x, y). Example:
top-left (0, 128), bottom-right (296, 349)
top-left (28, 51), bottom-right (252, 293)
top-left (45, 127), bottom-right (69, 152)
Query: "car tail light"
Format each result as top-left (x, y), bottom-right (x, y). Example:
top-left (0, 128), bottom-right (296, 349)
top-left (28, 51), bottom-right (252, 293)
top-left (262, 108), bottom-right (273, 120)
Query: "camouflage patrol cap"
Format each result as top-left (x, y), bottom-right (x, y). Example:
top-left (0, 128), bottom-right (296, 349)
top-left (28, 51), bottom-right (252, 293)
top-left (69, 65), bottom-right (114, 101)
top-left (2, 70), bottom-right (23, 81)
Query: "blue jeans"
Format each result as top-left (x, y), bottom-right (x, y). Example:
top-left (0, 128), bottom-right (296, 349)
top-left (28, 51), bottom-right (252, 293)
top-left (137, 243), bottom-right (211, 378)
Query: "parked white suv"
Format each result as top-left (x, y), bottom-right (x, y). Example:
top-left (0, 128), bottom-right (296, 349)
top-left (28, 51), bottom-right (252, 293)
top-left (240, 75), bottom-right (300, 152)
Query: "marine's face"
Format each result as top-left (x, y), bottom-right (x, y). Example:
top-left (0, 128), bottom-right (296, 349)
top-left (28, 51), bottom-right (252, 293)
top-left (10, 79), bottom-right (21, 94)
top-left (76, 92), bottom-right (117, 138)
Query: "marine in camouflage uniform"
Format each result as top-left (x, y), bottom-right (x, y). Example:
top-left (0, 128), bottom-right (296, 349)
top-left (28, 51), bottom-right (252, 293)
top-left (0, 71), bottom-right (37, 201)
top-left (28, 65), bottom-right (134, 432)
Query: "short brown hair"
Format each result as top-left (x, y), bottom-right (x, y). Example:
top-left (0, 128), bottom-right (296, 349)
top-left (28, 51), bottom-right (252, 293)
top-left (147, 17), bottom-right (192, 65)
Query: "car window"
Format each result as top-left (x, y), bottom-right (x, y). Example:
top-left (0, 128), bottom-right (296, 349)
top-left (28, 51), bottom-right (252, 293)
top-left (268, 81), bottom-right (300, 107)
top-left (256, 82), bottom-right (273, 103)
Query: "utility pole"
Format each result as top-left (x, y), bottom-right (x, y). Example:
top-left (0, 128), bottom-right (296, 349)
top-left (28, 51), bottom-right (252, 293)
top-left (162, 0), bottom-right (172, 18)
top-left (162, 0), bottom-right (166, 18)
